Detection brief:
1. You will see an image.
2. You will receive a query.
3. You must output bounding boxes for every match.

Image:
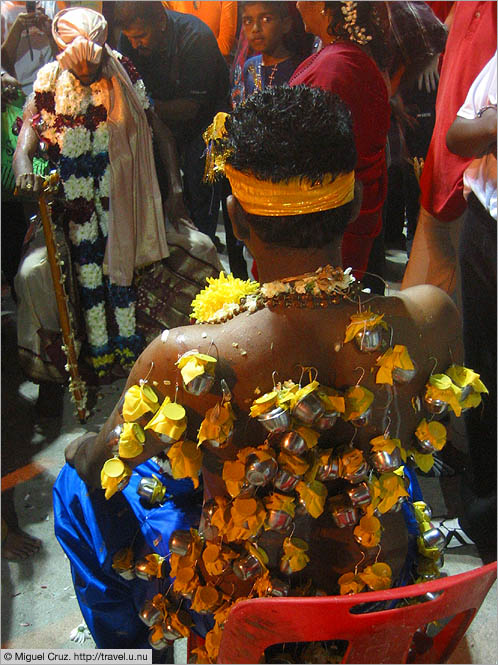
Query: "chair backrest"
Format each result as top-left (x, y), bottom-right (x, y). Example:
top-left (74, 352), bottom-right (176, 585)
top-left (216, 562), bottom-right (497, 664)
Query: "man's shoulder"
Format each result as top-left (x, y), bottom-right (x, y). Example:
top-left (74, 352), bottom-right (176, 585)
top-left (168, 8), bottom-right (218, 41)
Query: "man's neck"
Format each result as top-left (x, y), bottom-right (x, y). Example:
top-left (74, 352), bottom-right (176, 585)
top-left (252, 241), bottom-right (343, 284)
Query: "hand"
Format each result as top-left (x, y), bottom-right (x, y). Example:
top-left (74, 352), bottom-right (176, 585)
top-left (1, 71), bottom-right (22, 106)
top-left (15, 171), bottom-right (44, 198)
top-left (417, 54), bottom-right (440, 93)
top-left (165, 191), bottom-right (198, 232)
top-left (10, 9), bottom-right (51, 36)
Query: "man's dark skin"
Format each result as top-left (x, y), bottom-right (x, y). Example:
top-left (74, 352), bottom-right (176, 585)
top-left (66, 179), bottom-right (462, 593)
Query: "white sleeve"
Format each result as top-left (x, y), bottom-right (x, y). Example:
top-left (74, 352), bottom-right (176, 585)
top-left (457, 52), bottom-right (497, 120)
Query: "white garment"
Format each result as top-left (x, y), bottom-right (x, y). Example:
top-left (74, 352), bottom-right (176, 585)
top-left (1, 1), bottom-right (60, 96)
top-left (457, 52), bottom-right (497, 220)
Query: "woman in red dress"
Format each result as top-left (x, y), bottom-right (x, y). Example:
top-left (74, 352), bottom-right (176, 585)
top-left (290, 1), bottom-right (390, 280)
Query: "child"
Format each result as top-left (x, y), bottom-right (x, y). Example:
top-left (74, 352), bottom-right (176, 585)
top-left (241, 2), bottom-right (302, 99)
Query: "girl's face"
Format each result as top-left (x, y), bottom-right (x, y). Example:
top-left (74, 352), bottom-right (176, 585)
top-left (241, 3), bottom-right (291, 55)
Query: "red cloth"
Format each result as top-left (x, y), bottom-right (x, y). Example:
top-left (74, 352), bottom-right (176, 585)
top-left (420, 1), bottom-right (497, 222)
top-left (425, 1), bottom-right (454, 23)
top-left (289, 42), bottom-right (390, 276)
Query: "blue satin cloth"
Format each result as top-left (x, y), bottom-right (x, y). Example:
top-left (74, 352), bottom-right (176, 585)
top-left (53, 460), bottom-right (423, 647)
top-left (53, 459), bottom-right (209, 648)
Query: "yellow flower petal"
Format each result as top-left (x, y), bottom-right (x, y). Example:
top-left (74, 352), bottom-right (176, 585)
top-left (122, 384), bottom-right (160, 422)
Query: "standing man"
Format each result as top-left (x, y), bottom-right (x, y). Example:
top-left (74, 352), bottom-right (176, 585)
top-left (115, 1), bottom-right (230, 247)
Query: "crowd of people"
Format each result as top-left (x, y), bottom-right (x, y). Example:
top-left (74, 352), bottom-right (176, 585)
top-left (1, 1), bottom-right (496, 662)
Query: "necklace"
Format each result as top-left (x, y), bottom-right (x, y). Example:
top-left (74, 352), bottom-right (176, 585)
top-left (191, 265), bottom-right (365, 324)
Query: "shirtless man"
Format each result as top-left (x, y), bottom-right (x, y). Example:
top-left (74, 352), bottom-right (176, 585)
top-left (58, 85), bottom-right (463, 652)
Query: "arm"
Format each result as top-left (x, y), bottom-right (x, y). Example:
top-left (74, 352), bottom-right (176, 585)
top-left (146, 108), bottom-right (195, 230)
top-left (12, 95), bottom-right (44, 196)
top-left (2, 10), bottom-right (55, 69)
top-left (217, 2), bottom-right (238, 58)
top-left (446, 107), bottom-right (497, 158)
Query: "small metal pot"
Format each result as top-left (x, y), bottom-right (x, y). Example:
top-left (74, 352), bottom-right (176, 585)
top-left (346, 481), bottom-right (371, 507)
top-left (351, 407), bottom-right (372, 428)
top-left (137, 476), bottom-right (167, 505)
top-left (273, 468), bottom-right (301, 493)
top-left (162, 620), bottom-right (183, 641)
top-left (277, 430), bottom-right (307, 456)
top-left (314, 411), bottom-right (339, 431)
top-left (330, 500), bottom-right (359, 528)
top-left (414, 437), bottom-right (437, 454)
top-left (184, 372), bottom-right (215, 396)
top-left (233, 553), bottom-right (264, 581)
top-left (424, 393), bottom-right (448, 416)
top-left (106, 424), bottom-right (123, 454)
top-left (392, 366), bottom-right (417, 384)
top-left (343, 461), bottom-right (369, 484)
top-left (169, 530), bottom-right (193, 556)
top-left (265, 509), bottom-right (293, 534)
top-left (116, 566), bottom-right (136, 581)
top-left (354, 326), bottom-right (383, 352)
top-left (245, 454), bottom-right (278, 486)
top-left (316, 455), bottom-right (341, 482)
top-left (148, 631), bottom-right (171, 651)
top-left (422, 528), bottom-right (446, 552)
top-left (292, 391), bottom-right (324, 425)
top-left (387, 497), bottom-right (407, 513)
top-left (135, 558), bottom-right (156, 582)
top-left (269, 578), bottom-right (290, 597)
top-left (369, 448), bottom-right (402, 473)
top-left (417, 502), bottom-right (432, 521)
top-left (279, 558), bottom-right (294, 576)
top-left (139, 601), bottom-right (163, 627)
top-left (203, 428), bottom-right (233, 449)
top-left (257, 406), bottom-right (291, 433)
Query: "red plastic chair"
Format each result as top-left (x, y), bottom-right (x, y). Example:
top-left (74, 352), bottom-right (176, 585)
top-left (203, 562), bottom-right (496, 664)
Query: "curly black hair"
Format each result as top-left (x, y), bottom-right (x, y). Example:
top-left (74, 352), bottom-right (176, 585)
top-left (224, 85), bottom-right (357, 249)
top-left (114, 1), bottom-right (165, 29)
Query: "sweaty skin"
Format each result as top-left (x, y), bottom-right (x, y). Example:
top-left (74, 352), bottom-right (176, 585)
top-left (66, 282), bottom-right (461, 592)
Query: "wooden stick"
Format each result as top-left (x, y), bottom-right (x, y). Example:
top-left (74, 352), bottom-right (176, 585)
top-left (37, 172), bottom-right (89, 422)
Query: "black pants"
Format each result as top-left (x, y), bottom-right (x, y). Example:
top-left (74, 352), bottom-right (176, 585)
top-left (458, 192), bottom-right (496, 550)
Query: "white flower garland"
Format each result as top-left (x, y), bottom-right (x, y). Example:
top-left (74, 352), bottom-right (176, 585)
top-left (77, 262), bottom-right (103, 290)
top-left (133, 79), bottom-right (150, 110)
top-left (85, 303), bottom-right (108, 348)
top-left (68, 213), bottom-right (99, 246)
top-left (34, 61), bottom-right (59, 92)
top-left (60, 126), bottom-right (92, 158)
top-left (62, 175), bottom-right (94, 201)
top-left (115, 304), bottom-right (137, 338)
top-left (92, 124), bottom-right (109, 155)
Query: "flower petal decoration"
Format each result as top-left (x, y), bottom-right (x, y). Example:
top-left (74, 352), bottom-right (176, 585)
top-left (191, 585), bottom-right (221, 614)
top-left (145, 399), bottom-right (187, 442)
top-left (118, 422), bottom-right (145, 459)
top-left (411, 450), bottom-right (435, 474)
top-left (264, 492), bottom-right (296, 517)
top-left (369, 435), bottom-right (407, 462)
top-left (122, 383), bottom-right (159, 421)
top-left (376, 472), bottom-right (409, 513)
top-left (338, 572), bottom-right (366, 595)
top-left (358, 562), bottom-right (392, 590)
top-left (205, 623), bottom-right (224, 662)
top-left (190, 271), bottom-right (260, 323)
top-left (198, 401), bottom-right (235, 447)
top-left (112, 547), bottom-right (133, 573)
top-left (222, 459), bottom-right (246, 498)
top-left (317, 387), bottom-right (345, 414)
top-left (278, 450), bottom-right (310, 476)
top-left (281, 537), bottom-right (310, 573)
top-left (415, 419), bottom-right (447, 452)
top-left (445, 364), bottom-right (488, 394)
top-left (353, 515), bottom-right (381, 548)
top-left (295, 480), bottom-right (327, 518)
top-left (344, 310), bottom-right (387, 344)
top-left (294, 425), bottom-right (319, 450)
top-left (343, 385), bottom-right (374, 421)
top-left (426, 374), bottom-right (463, 416)
top-left (340, 447), bottom-right (366, 476)
top-left (167, 439), bottom-right (202, 488)
top-left (375, 345), bottom-right (415, 385)
top-left (100, 457), bottom-right (131, 500)
top-left (289, 380), bottom-right (320, 410)
top-left (176, 351), bottom-right (217, 385)
top-left (250, 390), bottom-right (279, 417)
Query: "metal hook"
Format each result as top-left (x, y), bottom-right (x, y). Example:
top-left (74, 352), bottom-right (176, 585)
top-left (374, 544), bottom-right (382, 564)
top-left (220, 378), bottom-right (232, 402)
top-left (388, 325), bottom-right (394, 348)
top-left (354, 366), bottom-right (366, 386)
top-left (207, 338), bottom-right (215, 357)
top-left (383, 416), bottom-right (392, 438)
top-left (139, 361), bottom-right (155, 385)
top-left (272, 370), bottom-right (279, 390)
top-left (354, 550), bottom-right (366, 576)
top-left (428, 356), bottom-right (438, 376)
top-left (174, 381), bottom-right (179, 403)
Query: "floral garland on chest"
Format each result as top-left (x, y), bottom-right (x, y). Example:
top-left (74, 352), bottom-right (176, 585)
top-left (32, 54), bottom-right (150, 379)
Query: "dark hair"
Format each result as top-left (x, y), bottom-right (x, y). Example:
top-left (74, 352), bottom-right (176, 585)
top-left (224, 85), bottom-right (357, 248)
top-left (113, 1), bottom-right (165, 29)
top-left (324, 1), bottom-right (391, 72)
top-left (240, 2), bottom-right (290, 20)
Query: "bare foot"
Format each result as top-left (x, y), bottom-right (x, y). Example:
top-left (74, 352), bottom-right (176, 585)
top-left (2, 527), bottom-right (41, 560)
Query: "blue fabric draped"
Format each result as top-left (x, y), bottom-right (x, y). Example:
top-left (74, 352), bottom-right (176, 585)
top-left (53, 461), bottom-right (424, 647)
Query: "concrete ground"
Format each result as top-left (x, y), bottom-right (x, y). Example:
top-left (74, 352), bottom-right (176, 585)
top-left (1, 235), bottom-right (496, 663)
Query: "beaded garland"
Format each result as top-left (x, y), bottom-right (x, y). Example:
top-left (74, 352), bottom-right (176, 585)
top-left (32, 53), bottom-right (150, 379)
top-left (103, 268), bottom-right (487, 663)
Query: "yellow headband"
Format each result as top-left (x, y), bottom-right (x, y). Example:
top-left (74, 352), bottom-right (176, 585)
top-left (224, 164), bottom-right (355, 217)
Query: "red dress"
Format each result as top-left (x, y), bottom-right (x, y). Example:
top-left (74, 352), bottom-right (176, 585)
top-left (420, 1), bottom-right (497, 222)
top-left (290, 42), bottom-right (390, 277)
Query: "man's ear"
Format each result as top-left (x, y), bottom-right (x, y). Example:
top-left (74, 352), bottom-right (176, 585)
top-left (226, 195), bottom-right (250, 241)
top-left (282, 15), bottom-right (292, 35)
